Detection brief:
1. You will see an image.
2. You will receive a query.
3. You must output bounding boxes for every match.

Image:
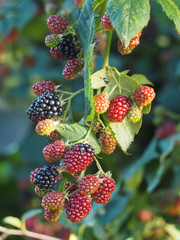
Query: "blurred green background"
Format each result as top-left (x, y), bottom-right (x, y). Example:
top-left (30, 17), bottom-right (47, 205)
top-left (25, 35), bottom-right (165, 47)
top-left (0, 0), bottom-right (180, 239)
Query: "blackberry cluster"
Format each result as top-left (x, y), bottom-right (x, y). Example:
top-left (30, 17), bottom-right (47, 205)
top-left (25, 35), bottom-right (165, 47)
top-left (57, 34), bottom-right (81, 60)
top-left (27, 92), bottom-right (63, 122)
top-left (33, 165), bottom-right (60, 190)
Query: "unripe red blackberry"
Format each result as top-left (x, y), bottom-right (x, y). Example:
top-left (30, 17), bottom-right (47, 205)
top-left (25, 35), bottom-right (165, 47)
top-left (127, 107), bottom-right (142, 123)
top-left (118, 31), bottom-right (142, 55)
top-left (42, 192), bottom-right (65, 210)
top-left (45, 34), bottom-right (60, 48)
top-left (47, 15), bottom-right (68, 34)
top-left (101, 12), bottom-right (114, 31)
top-left (65, 192), bottom-right (92, 222)
top-left (35, 185), bottom-right (50, 197)
top-left (35, 119), bottom-right (55, 136)
top-left (30, 168), bottom-right (41, 184)
top-left (62, 59), bottom-right (84, 80)
top-left (138, 210), bottom-right (154, 222)
top-left (32, 80), bottom-right (55, 96)
top-left (49, 130), bottom-right (61, 141)
top-left (57, 34), bottom-right (81, 60)
top-left (43, 140), bottom-right (66, 162)
top-left (107, 94), bottom-right (131, 122)
top-left (27, 92), bottom-right (63, 122)
top-left (74, 0), bottom-right (85, 8)
top-left (155, 123), bottom-right (176, 139)
top-left (33, 165), bottom-right (60, 190)
top-left (64, 143), bottom-right (95, 173)
top-left (78, 174), bottom-right (100, 195)
top-left (44, 207), bottom-right (63, 222)
top-left (92, 175), bottom-right (116, 204)
top-left (133, 86), bottom-right (155, 106)
top-left (50, 47), bottom-right (66, 60)
top-left (98, 130), bottom-right (116, 154)
top-left (94, 94), bottom-right (110, 114)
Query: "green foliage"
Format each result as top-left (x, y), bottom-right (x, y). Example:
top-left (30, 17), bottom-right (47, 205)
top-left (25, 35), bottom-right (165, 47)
top-left (157, 0), bottom-right (180, 33)
top-left (3, 216), bottom-right (22, 229)
top-left (107, 0), bottom-right (150, 47)
top-left (55, 123), bottom-right (101, 154)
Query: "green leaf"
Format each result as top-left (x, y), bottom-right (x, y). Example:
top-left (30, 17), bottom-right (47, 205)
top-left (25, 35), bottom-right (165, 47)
top-left (103, 66), bottom-right (141, 99)
top-left (84, 44), bottom-right (95, 122)
top-left (142, 103), bottom-right (151, 114)
top-left (157, 0), bottom-right (180, 33)
top-left (58, 179), bottom-right (67, 192)
top-left (61, 172), bottom-right (79, 183)
top-left (132, 74), bottom-right (154, 86)
top-left (55, 123), bottom-right (101, 154)
top-left (107, 0), bottom-right (150, 47)
top-left (105, 117), bottom-right (142, 153)
top-left (76, 0), bottom-right (96, 54)
top-left (21, 209), bottom-right (43, 221)
top-left (93, 0), bottom-right (108, 14)
top-left (125, 168), bottom-right (143, 191)
top-left (91, 69), bottom-right (109, 89)
top-left (3, 216), bottom-right (22, 229)
top-left (93, 0), bottom-right (108, 31)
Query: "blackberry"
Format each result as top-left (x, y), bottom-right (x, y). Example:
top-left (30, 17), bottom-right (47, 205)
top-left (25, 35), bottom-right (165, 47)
top-left (33, 165), bottom-right (60, 190)
top-left (27, 91), bottom-right (63, 122)
top-left (57, 34), bottom-right (81, 60)
top-left (64, 143), bottom-right (95, 173)
top-left (50, 47), bottom-right (66, 60)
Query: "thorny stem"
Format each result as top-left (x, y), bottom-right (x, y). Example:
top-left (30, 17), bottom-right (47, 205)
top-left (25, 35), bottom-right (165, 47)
top-left (102, 31), bottom-right (112, 68)
top-left (94, 156), bottom-right (104, 173)
top-left (0, 226), bottom-right (62, 240)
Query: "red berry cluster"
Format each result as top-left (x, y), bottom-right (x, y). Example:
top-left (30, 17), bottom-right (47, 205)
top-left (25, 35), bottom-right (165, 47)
top-left (118, 31), bottom-right (142, 55)
top-left (32, 80), bottom-right (55, 96)
top-left (101, 12), bottom-right (114, 31)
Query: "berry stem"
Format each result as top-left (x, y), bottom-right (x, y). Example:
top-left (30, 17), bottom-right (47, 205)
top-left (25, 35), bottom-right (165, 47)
top-left (102, 31), bottom-right (112, 68)
top-left (94, 156), bottom-right (104, 173)
top-left (63, 99), bottom-right (71, 119)
top-left (63, 88), bottom-right (84, 102)
top-left (97, 114), bottom-right (106, 129)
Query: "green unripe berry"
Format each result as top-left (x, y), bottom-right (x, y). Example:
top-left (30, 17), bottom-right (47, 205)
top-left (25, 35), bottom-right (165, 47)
top-left (128, 107), bottom-right (142, 123)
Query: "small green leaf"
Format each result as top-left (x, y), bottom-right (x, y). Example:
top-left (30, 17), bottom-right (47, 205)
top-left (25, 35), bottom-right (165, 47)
top-left (132, 74), bottom-right (154, 86)
top-left (105, 117), bottom-right (142, 153)
top-left (142, 103), bottom-right (151, 114)
top-left (93, 0), bottom-right (108, 31)
top-left (55, 123), bottom-right (101, 154)
top-left (3, 216), bottom-right (22, 229)
top-left (61, 172), bottom-right (79, 183)
top-left (107, 0), bottom-right (150, 47)
top-left (58, 179), bottom-right (67, 192)
top-left (21, 209), bottom-right (43, 221)
top-left (91, 69), bottom-right (109, 89)
top-left (157, 0), bottom-right (180, 34)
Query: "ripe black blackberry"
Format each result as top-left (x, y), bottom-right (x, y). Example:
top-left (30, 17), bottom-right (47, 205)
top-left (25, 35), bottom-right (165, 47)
top-left (33, 165), bottom-right (60, 190)
top-left (27, 91), bottom-right (63, 122)
top-left (57, 34), bottom-right (81, 60)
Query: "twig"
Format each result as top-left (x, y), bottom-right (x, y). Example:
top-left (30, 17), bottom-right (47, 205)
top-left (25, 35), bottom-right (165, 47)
top-left (0, 226), bottom-right (62, 240)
